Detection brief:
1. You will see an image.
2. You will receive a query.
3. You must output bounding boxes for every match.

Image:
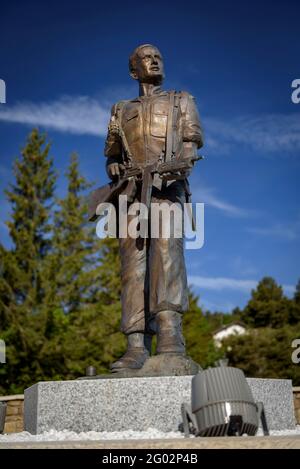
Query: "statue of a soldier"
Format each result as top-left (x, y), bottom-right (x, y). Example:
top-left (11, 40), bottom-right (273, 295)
top-left (103, 44), bottom-right (203, 373)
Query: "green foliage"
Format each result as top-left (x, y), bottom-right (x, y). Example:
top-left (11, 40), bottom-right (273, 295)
top-left (294, 279), bottom-right (300, 305)
top-left (0, 129), bottom-right (57, 393)
top-left (224, 278), bottom-right (300, 385)
top-left (241, 277), bottom-right (295, 327)
top-left (222, 325), bottom-right (300, 385)
top-left (0, 133), bottom-right (125, 392)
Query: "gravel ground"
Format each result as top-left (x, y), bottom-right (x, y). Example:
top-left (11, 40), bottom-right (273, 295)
top-left (0, 428), bottom-right (184, 442)
top-left (0, 426), bottom-right (300, 442)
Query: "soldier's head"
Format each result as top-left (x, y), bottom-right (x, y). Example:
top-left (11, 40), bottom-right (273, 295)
top-left (129, 44), bottom-right (165, 85)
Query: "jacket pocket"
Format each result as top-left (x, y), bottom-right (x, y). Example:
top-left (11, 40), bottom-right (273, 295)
top-left (123, 110), bottom-right (139, 143)
top-left (151, 102), bottom-right (168, 138)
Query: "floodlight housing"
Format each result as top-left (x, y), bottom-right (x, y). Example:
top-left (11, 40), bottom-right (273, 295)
top-left (181, 365), bottom-right (269, 437)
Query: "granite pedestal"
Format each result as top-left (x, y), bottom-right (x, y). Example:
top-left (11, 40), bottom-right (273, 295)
top-left (24, 376), bottom-right (295, 434)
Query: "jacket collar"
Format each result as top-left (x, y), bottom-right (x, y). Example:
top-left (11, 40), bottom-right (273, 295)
top-left (131, 87), bottom-right (168, 102)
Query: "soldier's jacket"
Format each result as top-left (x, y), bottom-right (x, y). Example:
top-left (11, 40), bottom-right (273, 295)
top-left (104, 87), bottom-right (204, 169)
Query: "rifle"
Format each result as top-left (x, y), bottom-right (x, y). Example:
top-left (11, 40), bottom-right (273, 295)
top-left (88, 155), bottom-right (203, 222)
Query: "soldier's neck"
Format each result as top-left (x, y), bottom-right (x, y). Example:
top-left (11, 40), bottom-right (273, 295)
top-left (139, 83), bottom-right (162, 97)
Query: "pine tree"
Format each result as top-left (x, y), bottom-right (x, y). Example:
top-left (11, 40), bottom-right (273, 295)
top-left (43, 153), bottom-right (125, 378)
top-left (289, 279), bottom-right (300, 324)
top-left (295, 280), bottom-right (300, 305)
top-left (241, 277), bottom-right (291, 328)
top-left (45, 153), bottom-right (94, 316)
top-left (38, 152), bottom-right (97, 380)
top-left (0, 129), bottom-right (57, 393)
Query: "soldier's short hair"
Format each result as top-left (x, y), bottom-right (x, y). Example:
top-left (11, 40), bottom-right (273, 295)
top-left (129, 44), bottom-right (162, 74)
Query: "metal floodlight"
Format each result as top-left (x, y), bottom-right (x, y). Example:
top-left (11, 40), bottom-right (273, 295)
top-left (181, 365), bottom-right (269, 437)
top-left (0, 402), bottom-right (7, 434)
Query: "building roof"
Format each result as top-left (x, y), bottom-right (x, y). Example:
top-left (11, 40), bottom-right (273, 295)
top-left (213, 321), bottom-right (247, 336)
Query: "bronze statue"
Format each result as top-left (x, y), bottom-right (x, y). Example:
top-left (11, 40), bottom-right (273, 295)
top-left (96, 44), bottom-right (203, 373)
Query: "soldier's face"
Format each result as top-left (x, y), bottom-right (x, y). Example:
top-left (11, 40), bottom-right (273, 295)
top-left (134, 47), bottom-right (164, 84)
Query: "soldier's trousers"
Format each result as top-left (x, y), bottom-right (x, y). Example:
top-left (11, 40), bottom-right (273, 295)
top-left (118, 180), bottom-right (189, 335)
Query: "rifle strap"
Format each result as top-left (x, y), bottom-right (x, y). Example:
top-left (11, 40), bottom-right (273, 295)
top-left (165, 91), bottom-right (181, 163)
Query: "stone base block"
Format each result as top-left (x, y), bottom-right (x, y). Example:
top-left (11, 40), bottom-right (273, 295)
top-left (24, 376), bottom-right (295, 434)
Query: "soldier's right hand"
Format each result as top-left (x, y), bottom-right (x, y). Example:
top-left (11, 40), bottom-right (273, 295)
top-left (107, 162), bottom-right (125, 180)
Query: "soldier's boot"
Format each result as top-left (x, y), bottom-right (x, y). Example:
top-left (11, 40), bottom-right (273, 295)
top-left (156, 310), bottom-right (186, 354)
top-left (110, 332), bottom-right (149, 372)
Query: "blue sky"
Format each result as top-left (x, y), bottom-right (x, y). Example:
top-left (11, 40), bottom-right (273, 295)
top-left (0, 0), bottom-right (299, 312)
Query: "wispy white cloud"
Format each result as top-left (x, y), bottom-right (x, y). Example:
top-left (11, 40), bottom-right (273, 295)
top-left (199, 297), bottom-right (236, 313)
top-left (198, 187), bottom-right (247, 216)
top-left (0, 95), bottom-right (299, 155)
top-left (0, 96), bottom-right (110, 136)
top-left (204, 113), bottom-right (300, 154)
top-left (188, 275), bottom-right (295, 295)
top-left (247, 220), bottom-right (300, 241)
top-left (188, 275), bottom-right (257, 292)
top-left (231, 256), bottom-right (258, 277)
top-left (246, 213), bottom-right (300, 241)
top-left (191, 183), bottom-right (251, 217)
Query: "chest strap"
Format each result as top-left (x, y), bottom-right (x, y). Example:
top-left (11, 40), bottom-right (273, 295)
top-left (165, 91), bottom-right (181, 163)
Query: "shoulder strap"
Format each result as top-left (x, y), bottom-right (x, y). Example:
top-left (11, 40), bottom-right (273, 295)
top-left (165, 91), bottom-right (181, 162)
